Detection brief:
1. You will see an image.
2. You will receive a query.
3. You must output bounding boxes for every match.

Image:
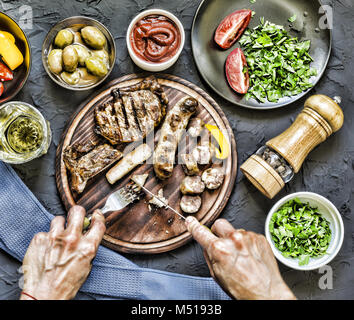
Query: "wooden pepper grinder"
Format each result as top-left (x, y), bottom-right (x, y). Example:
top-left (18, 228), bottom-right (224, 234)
top-left (240, 94), bottom-right (344, 199)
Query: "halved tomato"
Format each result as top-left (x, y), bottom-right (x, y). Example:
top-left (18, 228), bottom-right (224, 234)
top-left (0, 62), bottom-right (13, 81)
top-left (214, 9), bottom-right (252, 49)
top-left (225, 48), bottom-right (249, 94)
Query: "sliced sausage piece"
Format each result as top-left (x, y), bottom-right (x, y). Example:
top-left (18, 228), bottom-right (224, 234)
top-left (131, 173), bottom-right (149, 189)
top-left (192, 141), bottom-right (215, 165)
top-left (180, 195), bottom-right (202, 214)
top-left (202, 167), bottom-right (225, 190)
top-left (181, 153), bottom-right (200, 176)
top-left (188, 117), bottom-right (204, 138)
top-left (180, 176), bottom-right (205, 195)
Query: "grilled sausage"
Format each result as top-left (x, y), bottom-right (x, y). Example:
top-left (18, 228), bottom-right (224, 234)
top-left (180, 195), bottom-right (202, 214)
top-left (201, 167), bottom-right (225, 190)
top-left (180, 176), bottom-right (205, 195)
top-left (192, 141), bottom-right (215, 165)
top-left (153, 96), bottom-right (198, 180)
top-left (181, 153), bottom-right (200, 176)
top-left (188, 117), bottom-right (204, 138)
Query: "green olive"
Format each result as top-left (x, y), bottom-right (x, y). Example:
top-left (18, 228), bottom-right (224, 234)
top-left (85, 56), bottom-right (108, 77)
top-left (81, 26), bottom-right (106, 49)
top-left (83, 217), bottom-right (91, 230)
top-left (61, 69), bottom-right (80, 85)
top-left (91, 49), bottom-right (109, 65)
top-left (74, 31), bottom-right (84, 45)
top-left (62, 45), bottom-right (78, 72)
top-left (72, 44), bottom-right (91, 66)
top-left (48, 49), bottom-right (63, 74)
top-left (54, 29), bottom-right (74, 48)
top-left (78, 67), bottom-right (99, 84)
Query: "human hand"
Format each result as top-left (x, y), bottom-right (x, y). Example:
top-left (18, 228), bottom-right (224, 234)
top-left (20, 206), bottom-right (106, 300)
top-left (185, 216), bottom-right (296, 300)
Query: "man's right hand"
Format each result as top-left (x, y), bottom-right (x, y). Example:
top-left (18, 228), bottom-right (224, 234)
top-left (185, 216), bottom-right (296, 300)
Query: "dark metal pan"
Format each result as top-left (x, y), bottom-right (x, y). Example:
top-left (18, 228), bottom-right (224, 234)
top-left (191, 0), bottom-right (332, 109)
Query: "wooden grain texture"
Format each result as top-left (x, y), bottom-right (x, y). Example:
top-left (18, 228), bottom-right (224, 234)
top-left (240, 155), bottom-right (284, 199)
top-left (266, 95), bottom-right (344, 173)
top-left (56, 73), bottom-right (237, 254)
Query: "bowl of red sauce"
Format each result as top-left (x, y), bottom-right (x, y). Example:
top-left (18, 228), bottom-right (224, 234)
top-left (127, 9), bottom-right (185, 72)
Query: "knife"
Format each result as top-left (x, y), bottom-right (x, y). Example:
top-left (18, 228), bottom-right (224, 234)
top-left (138, 185), bottom-right (186, 221)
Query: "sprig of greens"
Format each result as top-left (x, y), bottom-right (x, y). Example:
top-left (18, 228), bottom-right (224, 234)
top-left (239, 18), bottom-right (317, 103)
top-left (288, 14), bottom-right (297, 23)
top-left (269, 198), bottom-right (331, 266)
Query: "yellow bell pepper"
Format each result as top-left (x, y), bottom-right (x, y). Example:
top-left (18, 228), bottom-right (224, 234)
top-left (0, 32), bottom-right (23, 70)
top-left (205, 124), bottom-right (230, 160)
top-left (0, 31), bottom-right (15, 43)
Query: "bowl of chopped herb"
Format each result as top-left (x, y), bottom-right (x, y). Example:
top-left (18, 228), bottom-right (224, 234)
top-left (265, 192), bottom-right (344, 271)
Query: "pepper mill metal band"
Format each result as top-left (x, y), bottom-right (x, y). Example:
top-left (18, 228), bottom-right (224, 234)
top-left (240, 94), bottom-right (344, 199)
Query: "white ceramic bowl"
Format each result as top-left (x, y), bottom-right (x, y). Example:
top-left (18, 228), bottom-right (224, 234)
top-left (126, 9), bottom-right (185, 72)
top-left (265, 192), bottom-right (344, 271)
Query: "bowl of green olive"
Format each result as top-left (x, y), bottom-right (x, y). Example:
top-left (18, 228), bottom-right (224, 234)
top-left (42, 16), bottom-right (116, 91)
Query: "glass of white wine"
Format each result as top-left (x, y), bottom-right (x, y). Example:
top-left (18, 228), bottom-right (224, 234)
top-left (0, 101), bottom-right (52, 164)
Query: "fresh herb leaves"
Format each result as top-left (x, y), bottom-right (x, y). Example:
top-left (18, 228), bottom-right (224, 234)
top-left (239, 18), bottom-right (317, 103)
top-left (269, 198), bottom-right (331, 266)
top-left (288, 14), bottom-right (297, 23)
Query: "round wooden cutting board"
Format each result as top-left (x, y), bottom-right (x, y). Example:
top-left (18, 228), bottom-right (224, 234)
top-left (56, 74), bottom-right (237, 254)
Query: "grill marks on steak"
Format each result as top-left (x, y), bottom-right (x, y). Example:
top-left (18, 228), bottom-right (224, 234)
top-left (112, 92), bottom-right (132, 143)
top-left (63, 76), bottom-right (168, 194)
top-left (121, 94), bottom-right (143, 141)
top-left (63, 140), bottom-right (123, 194)
top-left (95, 76), bottom-right (168, 144)
top-left (95, 102), bottom-right (123, 144)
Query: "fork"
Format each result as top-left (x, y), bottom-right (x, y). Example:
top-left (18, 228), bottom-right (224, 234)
top-left (84, 182), bottom-right (143, 229)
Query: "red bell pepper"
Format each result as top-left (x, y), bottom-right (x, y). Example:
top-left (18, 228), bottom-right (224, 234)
top-left (0, 61), bottom-right (13, 81)
top-left (0, 82), bottom-right (4, 97)
top-left (225, 48), bottom-right (249, 94)
top-left (215, 9), bottom-right (252, 49)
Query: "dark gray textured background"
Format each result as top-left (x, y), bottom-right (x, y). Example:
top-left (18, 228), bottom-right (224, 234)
top-left (0, 0), bottom-right (353, 300)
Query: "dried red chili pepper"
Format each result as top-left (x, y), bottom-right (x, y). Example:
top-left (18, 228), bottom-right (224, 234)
top-left (214, 9), bottom-right (252, 49)
top-left (225, 48), bottom-right (249, 94)
top-left (0, 61), bottom-right (13, 81)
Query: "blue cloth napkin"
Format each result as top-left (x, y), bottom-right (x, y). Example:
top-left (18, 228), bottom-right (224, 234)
top-left (0, 161), bottom-right (229, 300)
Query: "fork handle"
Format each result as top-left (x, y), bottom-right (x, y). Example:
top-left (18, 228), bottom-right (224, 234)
top-left (83, 204), bottom-right (112, 231)
top-left (83, 203), bottom-right (129, 231)
top-left (100, 203), bottom-right (113, 215)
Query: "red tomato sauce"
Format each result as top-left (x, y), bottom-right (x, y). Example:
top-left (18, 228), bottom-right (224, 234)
top-left (130, 15), bottom-right (181, 63)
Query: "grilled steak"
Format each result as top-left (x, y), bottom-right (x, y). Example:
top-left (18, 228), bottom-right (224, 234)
top-left (63, 140), bottom-right (122, 193)
top-left (95, 76), bottom-right (168, 144)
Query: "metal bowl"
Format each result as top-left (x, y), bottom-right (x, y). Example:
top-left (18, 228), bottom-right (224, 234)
top-left (42, 16), bottom-right (116, 91)
top-left (0, 11), bottom-right (31, 104)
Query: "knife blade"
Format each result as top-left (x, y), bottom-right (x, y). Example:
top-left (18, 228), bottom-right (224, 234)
top-left (139, 185), bottom-right (186, 221)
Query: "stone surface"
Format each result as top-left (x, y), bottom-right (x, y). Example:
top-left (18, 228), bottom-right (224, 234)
top-left (0, 0), bottom-right (353, 300)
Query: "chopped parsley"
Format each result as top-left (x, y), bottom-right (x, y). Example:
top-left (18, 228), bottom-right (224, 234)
top-left (269, 198), bottom-right (331, 266)
top-left (288, 14), bottom-right (297, 23)
top-left (239, 18), bottom-right (317, 103)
